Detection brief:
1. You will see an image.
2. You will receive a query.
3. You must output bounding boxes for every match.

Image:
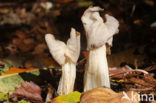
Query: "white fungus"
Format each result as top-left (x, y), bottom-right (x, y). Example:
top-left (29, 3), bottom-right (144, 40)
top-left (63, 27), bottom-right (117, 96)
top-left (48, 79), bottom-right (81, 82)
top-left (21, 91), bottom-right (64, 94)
top-left (45, 28), bottom-right (80, 95)
top-left (81, 6), bottom-right (119, 91)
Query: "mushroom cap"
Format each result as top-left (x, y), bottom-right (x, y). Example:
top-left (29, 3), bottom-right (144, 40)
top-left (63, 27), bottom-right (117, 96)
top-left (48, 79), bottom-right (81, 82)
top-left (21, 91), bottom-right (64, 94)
top-left (45, 34), bottom-right (66, 65)
top-left (45, 28), bottom-right (80, 66)
top-left (81, 6), bottom-right (119, 50)
top-left (66, 28), bottom-right (80, 64)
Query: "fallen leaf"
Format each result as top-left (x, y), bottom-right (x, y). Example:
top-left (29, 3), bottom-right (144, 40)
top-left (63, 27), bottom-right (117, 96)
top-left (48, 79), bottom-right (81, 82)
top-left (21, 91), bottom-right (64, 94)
top-left (12, 38), bottom-right (23, 46)
top-left (0, 63), bottom-right (9, 75)
top-left (18, 43), bottom-right (34, 52)
top-left (23, 38), bottom-right (35, 45)
top-left (32, 43), bottom-right (47, 55)
top-left (0, 93), bottom-right (8, 101)
top-left (16, 31), bottom-right (25, 39)
top-left (0, 8), bottom-right (9, 14)
top-left (80, 87), bottom-right (139, 103)
top-left (152, 101), bottom-right (156, 103)
top-left (109, 65), bottom-right (132, 79)
top-left (51, 91), bottom-right (81, 103)
top-left (14, 81), bottom-right (43, 102)
top-left (1, 67), bottom-right (38, 76)
top-left (0, 69), bottom-right (41, 93)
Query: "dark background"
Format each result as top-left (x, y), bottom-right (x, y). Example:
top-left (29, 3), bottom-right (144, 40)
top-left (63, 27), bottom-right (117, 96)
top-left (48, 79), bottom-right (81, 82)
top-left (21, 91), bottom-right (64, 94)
top-left (0, 0), bottom-right (155, 69)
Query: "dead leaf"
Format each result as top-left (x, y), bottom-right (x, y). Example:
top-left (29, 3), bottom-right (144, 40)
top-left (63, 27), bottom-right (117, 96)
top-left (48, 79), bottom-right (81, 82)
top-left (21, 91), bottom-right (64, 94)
top-left (14, 81), bottom-right (43, 102)
top-left (1, 67), bottom-right (38, 76)
top-left (109, 65), bottom-right (132, 79)
top-left (18, 43), bottom-right (34, 52)
top-left (12, 38), bottom-right (23, 46)
top-left (5, 44), bottom-right (18, 55)
top-left (16, 31), bottom-right (25, 39)
top-left (23, 38), bottom-right (35, 45)
top-left (80, 87), bottom-right (139, 103)
top-left (0, 8), bottom-right (9, 14)
top-left (51, 91), bottom-right (81, 103)
top-left (152, 101), bottom-right (156, 103)
top-left (32, 43), bottom-right (47, 55)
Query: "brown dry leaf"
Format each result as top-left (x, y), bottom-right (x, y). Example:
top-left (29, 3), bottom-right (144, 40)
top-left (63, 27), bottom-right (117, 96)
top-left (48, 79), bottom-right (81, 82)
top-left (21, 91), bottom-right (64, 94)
top-left (32, 43), bottom-right (47, 55)
top-left (18, 43), bottom-right (34, 52)
top-left (0, 8), bottom-right (9, 14)
top-left (14, 81), bottom-right (43, 102)
top-left (16, 31), bottom-right (25, 39)
top-left (109, 65), bottom-right (132, 79)
top-left (16, 8), bottom-right (27, 20)
top-left (144, 65), bottom-right (156, 71)
top-left (34, 57), bottom-right (60, 68)
top-left (5, 44), bottom-right (18, 55)
top-left (143, 73), bottom-right (156, 85)
top-left (152, 101), bottom-right (156, 103)
top-left (80, 87), bottom-right (139, 103)
top-left (129, 77), bottom-right (155, 88)
top-left (23, 38), bottom-right (35, 45)
top-left (12, 38), bottom-right (23, 46)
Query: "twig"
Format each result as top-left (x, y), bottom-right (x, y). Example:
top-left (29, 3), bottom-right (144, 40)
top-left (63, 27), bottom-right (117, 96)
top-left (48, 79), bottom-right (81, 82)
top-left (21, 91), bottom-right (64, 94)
top-left (110, 69), bottom-right (148, 77)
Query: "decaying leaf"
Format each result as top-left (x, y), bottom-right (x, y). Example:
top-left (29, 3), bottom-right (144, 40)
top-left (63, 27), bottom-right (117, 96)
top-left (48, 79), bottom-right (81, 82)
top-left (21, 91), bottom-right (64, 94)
top-left (0, 68), bottom-right (42, 93)
top-left (152, 100), bottom-right (156, 103)
top-left (109, 65), bottom-right (132, 79)
top-left (32, 43), bottom-right (47, 55)
top-left (80, 87), bottom-right (139, 103)
top-left (51, 91), bottom-right (81, 103)
top-left (14, 81), bottom-right (43, 102)
top-left (0, 63), bottom-right (10, 75)
top-left (1, 67), bottom-right (38, 76)
top-left (0, 93), bottom-right (8, 101)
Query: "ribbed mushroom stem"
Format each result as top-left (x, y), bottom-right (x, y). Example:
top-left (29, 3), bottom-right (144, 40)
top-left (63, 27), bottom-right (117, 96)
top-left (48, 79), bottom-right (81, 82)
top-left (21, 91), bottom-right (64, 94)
top-left (84, 45), bottom-right (110, 91)
top-left (57, 62), bottom-right (76, 95)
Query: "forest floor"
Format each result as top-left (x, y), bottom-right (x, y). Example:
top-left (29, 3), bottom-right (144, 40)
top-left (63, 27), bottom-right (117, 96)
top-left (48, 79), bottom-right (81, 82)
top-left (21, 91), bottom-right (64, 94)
top-left (0, 0), bottom-right (156, 103)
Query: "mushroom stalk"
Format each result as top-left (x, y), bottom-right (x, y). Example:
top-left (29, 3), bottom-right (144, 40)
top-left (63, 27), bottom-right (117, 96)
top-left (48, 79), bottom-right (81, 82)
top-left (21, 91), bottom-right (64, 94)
top-left (57, 62), bottom-right (76, 95)
top-left (45, 28), bottom-right (80, 95)
top-left (81, 6), bottom-right (119, 91)
top-left (84, 45), bottom-right (110, 91)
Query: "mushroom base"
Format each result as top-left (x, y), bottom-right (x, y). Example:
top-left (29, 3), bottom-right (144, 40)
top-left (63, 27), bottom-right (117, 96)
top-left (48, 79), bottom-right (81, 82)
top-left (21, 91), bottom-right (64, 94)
top-left (57, 62), bottom-right (76, 95)
top-left (84, 45), bottom-right (110, 92)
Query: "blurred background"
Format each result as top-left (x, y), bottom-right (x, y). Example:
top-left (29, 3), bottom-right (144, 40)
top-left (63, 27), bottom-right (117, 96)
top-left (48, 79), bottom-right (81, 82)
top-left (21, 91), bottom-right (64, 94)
top-left (0, 0), bottom-right (156, 69)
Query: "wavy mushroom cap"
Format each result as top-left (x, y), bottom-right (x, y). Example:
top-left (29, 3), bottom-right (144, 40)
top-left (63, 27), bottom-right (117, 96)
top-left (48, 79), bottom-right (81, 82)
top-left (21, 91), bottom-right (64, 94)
top-left (81, 6), bottom-right (119, 50)
top-left (45, 28), bottom-right (80, 65)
